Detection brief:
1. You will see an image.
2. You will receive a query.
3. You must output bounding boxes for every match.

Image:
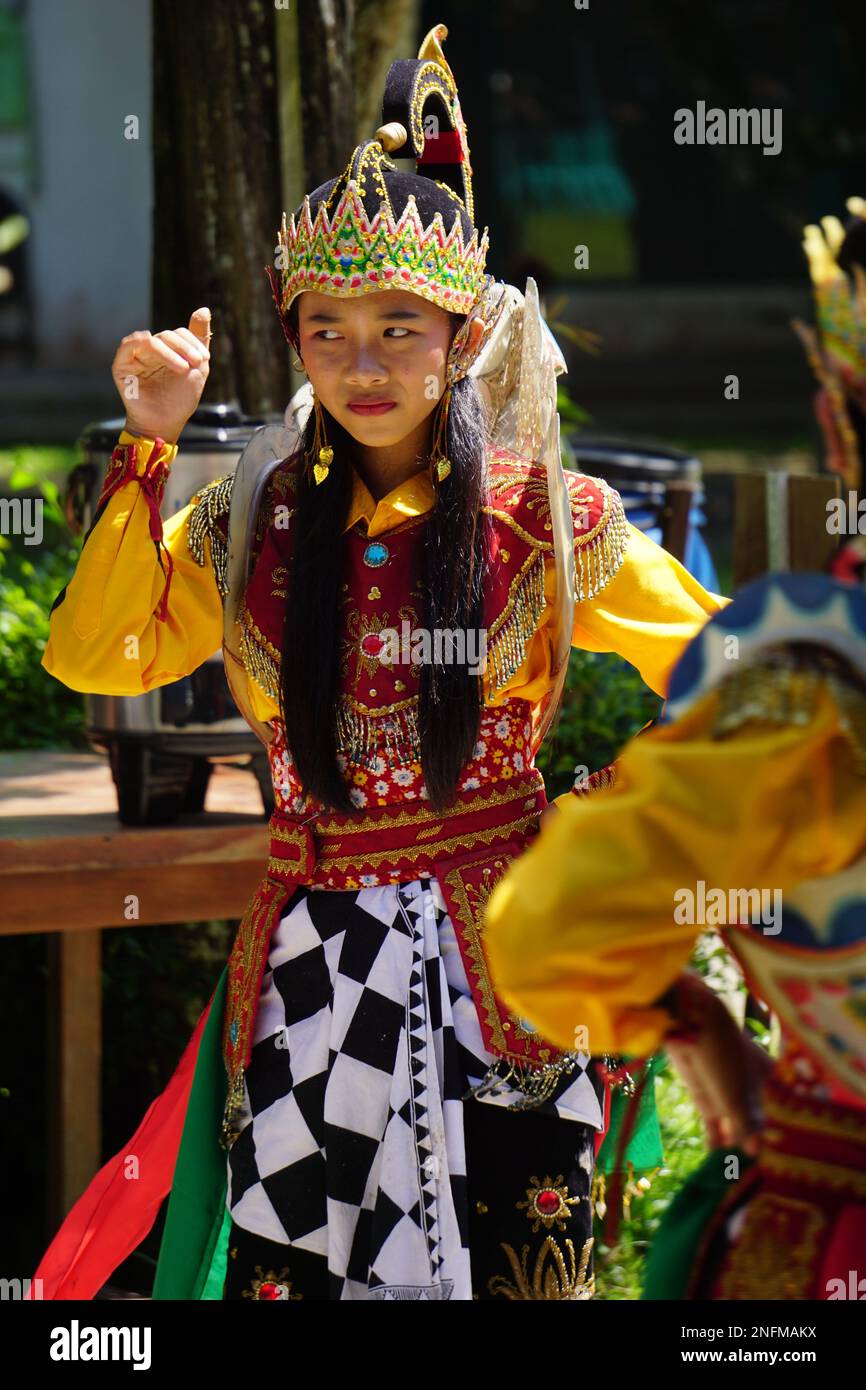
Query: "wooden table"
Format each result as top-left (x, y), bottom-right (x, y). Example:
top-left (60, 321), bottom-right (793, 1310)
top-left (0, 749), bottom-right (269, 1229)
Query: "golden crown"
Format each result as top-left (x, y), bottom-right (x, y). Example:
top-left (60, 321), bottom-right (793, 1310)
top-left (272, 176), bottom-right (489, 318)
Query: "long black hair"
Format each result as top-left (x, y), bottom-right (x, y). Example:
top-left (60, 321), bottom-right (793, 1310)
top-left (277, 325), bottom-right (491, 813)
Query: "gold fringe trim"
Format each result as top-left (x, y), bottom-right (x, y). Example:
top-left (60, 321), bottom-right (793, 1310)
top-left (465, 1050), bottom-right (583, 1109)
top-left (485, 550), bottom-right (547, 699)
top-left (574, 481), bottom-right (629, 602)
top-left (238, 602), bottom-right (281, 703)
top-left (187, 472), bottom-right (234, 600)
top-left (335, 694), bottom-right (420, 767)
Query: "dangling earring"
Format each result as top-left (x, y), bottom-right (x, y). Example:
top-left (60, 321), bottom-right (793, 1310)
top-left (429, 384), bottom-right (452, 484)
top-left (307, 391), bottom-right (334, 485)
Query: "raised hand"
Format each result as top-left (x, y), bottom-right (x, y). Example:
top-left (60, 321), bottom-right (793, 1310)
top-left (112, 306), bottom-right (212, 444)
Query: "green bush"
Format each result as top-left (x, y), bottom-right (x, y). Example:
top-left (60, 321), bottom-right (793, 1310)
top-left (0, 448), bottom-right (86, 749)
top-left (537, 646), bottom-right (661, 799)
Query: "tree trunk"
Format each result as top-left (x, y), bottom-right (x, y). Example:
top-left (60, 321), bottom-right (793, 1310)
top-left (152, 0), bottom-right (287, 412)
top-left (151, 0), bottom-right (421, 411)
top-left (295, 0), bottom-right (421, 189)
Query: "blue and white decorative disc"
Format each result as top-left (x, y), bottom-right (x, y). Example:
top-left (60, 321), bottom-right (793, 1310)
top-left (363, 541), bottom-right (390, 568)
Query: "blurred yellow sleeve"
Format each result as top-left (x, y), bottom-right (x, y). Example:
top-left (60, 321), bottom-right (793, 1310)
top-left (485, 684), bottom-right (866, 1056)
top-left (572, 523), bottom-right (729, 697)
top-left (41, 431), bottom-right (225, 695)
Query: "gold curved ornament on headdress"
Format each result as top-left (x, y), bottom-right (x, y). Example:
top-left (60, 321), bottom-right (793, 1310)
top-left (268, 24), bottom-right (488, 325)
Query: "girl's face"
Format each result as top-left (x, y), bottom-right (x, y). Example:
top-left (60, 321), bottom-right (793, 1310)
top-left (296, 289), bottom-right (458, 449)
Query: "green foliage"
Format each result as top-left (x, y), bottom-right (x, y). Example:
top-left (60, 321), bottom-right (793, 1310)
top-left (0, 446), bottom-right (86, 749)
top-left (537, 646), bottom-right (661, 799)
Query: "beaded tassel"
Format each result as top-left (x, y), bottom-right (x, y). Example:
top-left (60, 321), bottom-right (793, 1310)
top-left (574, 489), bottom-right (628, 602)
top-left (485, 552), bottom-right (547, 699)
top-left (187, 473), bottom-right (234, 599)
top-left (335, 697), bottom-right (421, 767)
top-left (220, 1069), bottom-right (247, 1151)
top-left (464, 1049), bottom-right (582, 1111)
top-left (238, 613), bottom-right (281, 703)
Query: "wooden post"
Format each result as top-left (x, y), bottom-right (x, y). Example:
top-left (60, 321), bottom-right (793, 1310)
top-left (660, 480), bottom-right (696, 563)
top-left (45, 930), bottom-right (102, 1229)
top-left (733, 472), bottom-right (841, 585)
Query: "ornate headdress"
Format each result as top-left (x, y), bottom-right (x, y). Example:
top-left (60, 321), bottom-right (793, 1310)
top-left (792, 196), bottom-right (866, 490)
top-left (267, 24), bottom-right (502, 379)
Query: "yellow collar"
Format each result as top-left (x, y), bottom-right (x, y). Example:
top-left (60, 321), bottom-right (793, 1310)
top-left (344, 465), bottom-right (436, 539)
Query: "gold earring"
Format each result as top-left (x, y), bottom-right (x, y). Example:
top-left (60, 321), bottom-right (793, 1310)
top-left (429, 385), bottom-right (452, 483)
top-left (308, 392), bottom-right (334, 485)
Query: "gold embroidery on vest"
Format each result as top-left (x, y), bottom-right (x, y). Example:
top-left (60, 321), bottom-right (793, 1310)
top-left (242, 1266), bottom-right (303, 1301)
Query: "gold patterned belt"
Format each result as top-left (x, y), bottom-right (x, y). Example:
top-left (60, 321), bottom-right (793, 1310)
top-left (266, 773), bottom-right (547, 888)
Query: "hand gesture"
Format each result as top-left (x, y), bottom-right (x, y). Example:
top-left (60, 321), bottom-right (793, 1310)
top-left (112, 306), bottom-right (212, 444)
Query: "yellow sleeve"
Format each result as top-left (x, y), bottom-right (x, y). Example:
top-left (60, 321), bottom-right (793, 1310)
top-left (41, 431), bottom-right (226, 695)
top-left (484, 683), bottom-right (866, 1057)
top-left (572, 522), bottom-right (729, 697)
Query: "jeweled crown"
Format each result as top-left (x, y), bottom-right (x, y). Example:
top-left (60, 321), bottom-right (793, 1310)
top-left (273, 183), bottom-right (489, 318)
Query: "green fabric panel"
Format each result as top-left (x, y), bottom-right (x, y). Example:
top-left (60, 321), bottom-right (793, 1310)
top-left (200, 1203), bottom-right (233, 1300)
top-left (597, 1052), bottom-right (665, 1173)
top-left (641, 1146), bottom-right (748, 1300)
top-left (152, 967), bottom-right (230, 1300)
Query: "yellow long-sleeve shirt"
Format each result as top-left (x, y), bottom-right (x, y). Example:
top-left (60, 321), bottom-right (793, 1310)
top-left (41, 431), bottom-right (728, 727)
top-left (484, 680), bottom-right (866, 1057)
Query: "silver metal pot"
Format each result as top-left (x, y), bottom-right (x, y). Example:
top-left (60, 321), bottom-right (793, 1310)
top-left (66, 403), bottom-right (283, 824)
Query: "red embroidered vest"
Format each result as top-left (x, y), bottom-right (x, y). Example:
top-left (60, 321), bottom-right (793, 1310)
top-left (237, 445), bottom-right (624, 814)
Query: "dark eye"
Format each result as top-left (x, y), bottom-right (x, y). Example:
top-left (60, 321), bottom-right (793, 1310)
top-left (315, 329), bottom-right (342, 340)
top-left (384, 326), bottom-right (414, 338)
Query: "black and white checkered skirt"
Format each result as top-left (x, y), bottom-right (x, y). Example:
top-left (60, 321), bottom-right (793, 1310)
top-left (224, 877), bottom-right (602, 1300)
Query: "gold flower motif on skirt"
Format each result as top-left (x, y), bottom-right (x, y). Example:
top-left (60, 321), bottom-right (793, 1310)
top-left (517, 1174), bottom-right (581, 1232)
top-left (242, 1264), bottom-right (303, 1301)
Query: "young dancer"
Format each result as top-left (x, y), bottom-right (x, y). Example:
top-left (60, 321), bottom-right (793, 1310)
top-left (35, 25), bottom-right (725, 1301)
